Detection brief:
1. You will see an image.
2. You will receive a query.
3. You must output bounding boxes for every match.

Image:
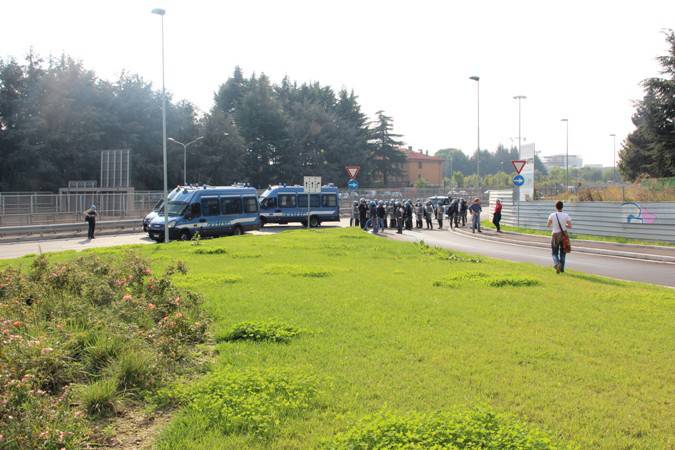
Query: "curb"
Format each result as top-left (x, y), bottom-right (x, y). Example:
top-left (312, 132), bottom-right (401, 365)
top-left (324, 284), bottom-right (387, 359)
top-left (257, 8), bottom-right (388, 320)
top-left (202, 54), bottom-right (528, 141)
top-left (454, 228), bottom-right (675, 264)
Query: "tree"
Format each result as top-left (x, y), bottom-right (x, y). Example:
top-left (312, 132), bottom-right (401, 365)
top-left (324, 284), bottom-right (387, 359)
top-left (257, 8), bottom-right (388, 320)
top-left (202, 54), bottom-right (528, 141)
top-left (367, 111), bottom-right (405, 186)
top-left (619, 30), bottom-right (675, 181)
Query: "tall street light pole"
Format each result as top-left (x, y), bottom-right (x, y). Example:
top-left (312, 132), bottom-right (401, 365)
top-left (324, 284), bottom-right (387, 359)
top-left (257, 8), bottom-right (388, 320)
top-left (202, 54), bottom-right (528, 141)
top-left (561, 119), bottom-right (569, 191)
top-left (168, 137), bottom-right (204, 185)
top-left (513, 95), bottom-right (526, 227)
top-left (151, 7), bottom-right (168, 243)
top-left (610, 133), bottom-right (617, 182)
top-left (469, 76), bottom-right (480, 196)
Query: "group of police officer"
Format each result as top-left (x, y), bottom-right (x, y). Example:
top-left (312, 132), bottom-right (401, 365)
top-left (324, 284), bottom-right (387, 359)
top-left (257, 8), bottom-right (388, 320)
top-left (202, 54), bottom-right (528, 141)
top-left (350, 197), bottom-right (469, 234)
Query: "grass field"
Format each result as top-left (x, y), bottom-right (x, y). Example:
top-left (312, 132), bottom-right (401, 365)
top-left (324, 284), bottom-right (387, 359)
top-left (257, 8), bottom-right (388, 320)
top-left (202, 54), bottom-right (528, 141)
top-left (2, 228), bottom-right (674, 449)
top-left (481, 219), bottom-right (675, 247)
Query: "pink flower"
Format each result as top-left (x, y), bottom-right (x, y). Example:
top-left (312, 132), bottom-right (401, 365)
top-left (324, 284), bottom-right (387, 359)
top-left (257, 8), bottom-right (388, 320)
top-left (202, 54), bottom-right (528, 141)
top-left (174, 296), bottom-right (181, 305)
top-left (147, 303), bottom-right (156, 310)
top-left (12, 321), bottom-right (22, 328)
top-left (143, 268), bottom-right (152, 275)
top-left (41, 347), bottom-right (54, 355)
top-left (122, 294), bottom-right (133, 302)
top-left (174, 312), bottom-right (183, 319)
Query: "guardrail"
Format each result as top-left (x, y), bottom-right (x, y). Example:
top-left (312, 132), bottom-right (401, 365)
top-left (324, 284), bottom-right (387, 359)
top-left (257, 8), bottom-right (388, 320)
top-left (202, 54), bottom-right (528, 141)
top-left (0, 219), bottom-right (143, 239)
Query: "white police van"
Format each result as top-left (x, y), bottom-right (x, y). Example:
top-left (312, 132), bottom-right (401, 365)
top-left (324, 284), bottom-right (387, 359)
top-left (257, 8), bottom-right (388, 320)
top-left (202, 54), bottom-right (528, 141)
top-left (147, 185), bottom-right (260, 241)
top-left (258, 184), bottom-right (339, 227)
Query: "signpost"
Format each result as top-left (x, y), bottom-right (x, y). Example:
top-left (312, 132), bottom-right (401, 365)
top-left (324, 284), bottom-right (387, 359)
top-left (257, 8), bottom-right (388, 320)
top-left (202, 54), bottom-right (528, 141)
top-left (303, 176), bottom-right (321, 229)
top-left (345, 166), bottom-right (360, 179)
top-left (511, 160), bottom-right (527, 227)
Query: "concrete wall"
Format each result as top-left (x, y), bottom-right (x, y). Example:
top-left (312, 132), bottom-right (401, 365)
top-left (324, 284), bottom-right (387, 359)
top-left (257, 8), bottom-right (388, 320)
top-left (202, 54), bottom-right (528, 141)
top-left (488, 190), bottom-right (675, 243)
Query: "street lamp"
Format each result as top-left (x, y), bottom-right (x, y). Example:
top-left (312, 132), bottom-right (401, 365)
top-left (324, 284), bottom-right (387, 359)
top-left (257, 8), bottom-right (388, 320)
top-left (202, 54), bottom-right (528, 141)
top-left (561, 119), bottom-right (569, 191)
top-left (151, 7), bottom-right (168, 243)
top-left (469, 76), bottom-right (480, 195)
top-left (168, 137), bottom-right (204, 185)
top-left (610, 133), bottom-right (617, 182)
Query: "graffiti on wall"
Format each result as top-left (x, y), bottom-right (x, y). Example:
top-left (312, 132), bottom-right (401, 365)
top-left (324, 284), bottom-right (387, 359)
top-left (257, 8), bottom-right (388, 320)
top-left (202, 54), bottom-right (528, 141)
top-left (622, 202), bottom-right (656, 224)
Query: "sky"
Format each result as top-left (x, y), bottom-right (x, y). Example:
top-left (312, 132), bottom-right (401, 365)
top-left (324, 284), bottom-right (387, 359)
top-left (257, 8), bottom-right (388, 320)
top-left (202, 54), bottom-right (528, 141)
top-left (2, 0), bottom-right (674, 167)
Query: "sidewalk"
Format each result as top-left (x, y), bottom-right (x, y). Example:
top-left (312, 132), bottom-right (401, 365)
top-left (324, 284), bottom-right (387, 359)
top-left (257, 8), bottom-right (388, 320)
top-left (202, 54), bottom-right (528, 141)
top-left (454, 227), bottom-right (675, 263)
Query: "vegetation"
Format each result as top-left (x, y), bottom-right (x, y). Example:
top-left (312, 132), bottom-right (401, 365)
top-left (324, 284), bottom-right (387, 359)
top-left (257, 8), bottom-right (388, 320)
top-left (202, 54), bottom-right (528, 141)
top-left (0, 252), bottom-right (207, 448)
top-left (0, 54), bottom-right (404, 190)
top-left (619, 29), bottom-right (675, 181)
top-left (1, 229), bottom-right (673, 449)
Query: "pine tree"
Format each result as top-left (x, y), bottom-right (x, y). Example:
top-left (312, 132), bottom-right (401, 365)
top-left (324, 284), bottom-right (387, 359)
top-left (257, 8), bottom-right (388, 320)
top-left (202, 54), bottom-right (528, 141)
top-left (368, 111), bottom-right (405, 186)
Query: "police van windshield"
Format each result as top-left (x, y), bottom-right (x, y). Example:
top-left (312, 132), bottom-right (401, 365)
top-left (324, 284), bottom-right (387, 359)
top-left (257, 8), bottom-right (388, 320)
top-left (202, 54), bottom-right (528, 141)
top-left (166, 201), bottom-right (188, 216)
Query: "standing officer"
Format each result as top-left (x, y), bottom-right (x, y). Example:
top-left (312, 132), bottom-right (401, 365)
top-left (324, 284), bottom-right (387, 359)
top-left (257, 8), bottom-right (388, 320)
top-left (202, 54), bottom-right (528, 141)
top-left (358, 198), bottom-right (368, 230)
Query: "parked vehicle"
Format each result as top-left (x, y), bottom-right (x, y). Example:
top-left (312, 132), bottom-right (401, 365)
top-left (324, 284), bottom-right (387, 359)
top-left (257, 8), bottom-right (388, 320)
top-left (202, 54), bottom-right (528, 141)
top-left (427, 195), bottom-right (450, 207)
top-left (258, 184), bottom-right (340, 227)
top-left (147, 185), bottom-right (259, 241)
top-left (143, 186), bottom-right (181, 231)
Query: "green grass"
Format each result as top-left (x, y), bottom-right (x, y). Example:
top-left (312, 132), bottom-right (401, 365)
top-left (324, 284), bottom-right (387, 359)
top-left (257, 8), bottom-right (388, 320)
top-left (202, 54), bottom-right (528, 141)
top-left (2, 229), bottom-right (674, 449)
top-left (481, 219), bottom-right (675, 247)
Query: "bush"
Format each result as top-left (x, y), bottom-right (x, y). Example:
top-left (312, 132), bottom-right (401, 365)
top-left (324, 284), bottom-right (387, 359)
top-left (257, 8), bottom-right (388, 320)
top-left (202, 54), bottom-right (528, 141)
top-left (322, 408), bottom-right (556, 449)
top-left (79, 378), bottom-right (119, 417)
top-left (0, 252), bottom-right (208, 447)
top-left (217, 321), bottom-right (302, 343)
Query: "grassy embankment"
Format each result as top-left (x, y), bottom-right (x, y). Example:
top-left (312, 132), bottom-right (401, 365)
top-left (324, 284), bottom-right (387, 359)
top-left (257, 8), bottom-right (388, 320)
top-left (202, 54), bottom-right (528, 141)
top-left (1, 228), bottom-right (673, 449)
top-left (481, 219), bottom-right (675, 247)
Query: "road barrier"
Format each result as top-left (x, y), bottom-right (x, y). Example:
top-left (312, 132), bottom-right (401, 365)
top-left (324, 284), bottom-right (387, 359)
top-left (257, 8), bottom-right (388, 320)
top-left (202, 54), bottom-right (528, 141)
top-left (488, 190), bottom-right (675, 243)
top-left (0, 219), bottom-right (143, 239)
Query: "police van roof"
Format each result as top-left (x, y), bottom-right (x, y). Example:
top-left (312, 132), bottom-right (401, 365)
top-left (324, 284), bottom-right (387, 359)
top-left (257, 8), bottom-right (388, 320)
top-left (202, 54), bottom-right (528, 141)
top-left (263, 184), bottom-right (338, 193)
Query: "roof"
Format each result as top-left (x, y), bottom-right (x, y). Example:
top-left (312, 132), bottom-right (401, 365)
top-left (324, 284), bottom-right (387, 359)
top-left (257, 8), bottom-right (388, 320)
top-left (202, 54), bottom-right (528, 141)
top-left (402, 149), bottom-right (444, 162)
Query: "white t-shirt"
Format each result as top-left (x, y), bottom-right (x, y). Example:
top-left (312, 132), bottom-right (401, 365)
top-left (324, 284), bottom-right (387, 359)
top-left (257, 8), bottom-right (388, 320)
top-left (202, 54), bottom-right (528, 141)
top-left (549, 211), bottom-right (571, 234)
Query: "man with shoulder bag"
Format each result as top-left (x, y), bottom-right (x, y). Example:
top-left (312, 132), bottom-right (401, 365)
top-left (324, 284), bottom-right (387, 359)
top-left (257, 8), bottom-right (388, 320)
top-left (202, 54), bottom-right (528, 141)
top-left (547, 201), bottom-right (572, 273)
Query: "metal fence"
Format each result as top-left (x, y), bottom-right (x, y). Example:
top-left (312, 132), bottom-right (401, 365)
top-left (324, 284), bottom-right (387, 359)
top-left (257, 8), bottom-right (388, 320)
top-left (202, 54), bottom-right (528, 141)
top-left (488, 190), bottom-right (675, 243)
top-left (0, 191), bottom-right (163, 226)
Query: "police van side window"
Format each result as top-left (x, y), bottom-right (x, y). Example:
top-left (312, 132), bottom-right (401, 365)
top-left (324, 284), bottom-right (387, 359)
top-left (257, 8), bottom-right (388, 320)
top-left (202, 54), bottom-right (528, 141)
top-left (310, 194), bottom-right (320, 207)
top-left (201, 198), bottom-right (220, 216)
top-left (221, 197), bottom-right (242, 215)
top-left (190, 203), bottom-right (201, 218)
top-left (321, 194), bottom-right (337, 207)
top-left (243, 197), bottom-right (258, 213)
top-left (279, 194), bottom-right (296, 208)
top-left (261, 197), bottom-right (276, 209)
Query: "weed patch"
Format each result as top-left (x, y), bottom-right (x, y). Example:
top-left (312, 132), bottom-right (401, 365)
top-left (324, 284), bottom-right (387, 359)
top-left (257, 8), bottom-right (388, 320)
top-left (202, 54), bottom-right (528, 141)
top-left (193, 248), bottom-right (228, 255)
top-left (567, 273), bottom-right (625, 286)
top-left (0, 254), bottom-right (207, 448)
top-left (417, 241), bottom-right (483, 263)
top-left (486, 276), bottom-right (541, 288)
top-left (263, 264), bottom-right (331, 278)
top-left (217, 321), bottom-right (302, 343)
top-left (322, 408), bottom-right (556, 449)
top-left (156, 369), bottom-right (318, 442)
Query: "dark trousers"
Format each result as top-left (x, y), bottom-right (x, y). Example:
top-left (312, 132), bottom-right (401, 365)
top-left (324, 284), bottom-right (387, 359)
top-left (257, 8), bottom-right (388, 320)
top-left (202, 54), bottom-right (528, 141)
top-left (397, 218), bottom-right (403, 233)
top-left (425, 217), bottom-right (433, 229)
top-left (493, 213), bottom-right (501, 231)
top-left (437, 218), bottom-right (443, 229)
top-left (87, 220), bottom-right (96, 239)
top-left (359, 214), bottom-right (367, 229)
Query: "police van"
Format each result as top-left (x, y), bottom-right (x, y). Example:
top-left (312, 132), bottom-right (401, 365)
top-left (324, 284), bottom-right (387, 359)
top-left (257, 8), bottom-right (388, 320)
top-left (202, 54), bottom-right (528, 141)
top-left (147, 185), bottom-right (260, 241)
top-left (258, 184), bottom-right (339, 227)
top-left (143, 186), bottom-right (181, 232)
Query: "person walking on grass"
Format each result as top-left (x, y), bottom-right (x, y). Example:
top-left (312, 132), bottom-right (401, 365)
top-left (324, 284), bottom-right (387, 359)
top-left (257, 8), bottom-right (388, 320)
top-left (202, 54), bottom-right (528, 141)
top-left (492, 199), bottom-right (503, 232)
top-left (469, 198), bottom-right (482, 233)
top-left (547, 200), bottom-right (572, 274)
top-left (84, 204), bottom-right (97, 239)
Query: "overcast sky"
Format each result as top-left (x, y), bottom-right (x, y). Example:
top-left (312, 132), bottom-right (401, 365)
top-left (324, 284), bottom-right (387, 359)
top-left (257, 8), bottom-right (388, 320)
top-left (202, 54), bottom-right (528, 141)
top-left (2, 0), bottom-right (673, 166)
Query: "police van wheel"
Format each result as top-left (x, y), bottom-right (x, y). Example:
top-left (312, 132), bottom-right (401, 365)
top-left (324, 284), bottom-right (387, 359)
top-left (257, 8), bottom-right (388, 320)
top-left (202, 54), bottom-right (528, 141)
top-left (309, 216), bottom-right (320, 228)
top-left (232, 226), bottom-right (243, 236)
top-left (179, 230), bottom-right (191, 241)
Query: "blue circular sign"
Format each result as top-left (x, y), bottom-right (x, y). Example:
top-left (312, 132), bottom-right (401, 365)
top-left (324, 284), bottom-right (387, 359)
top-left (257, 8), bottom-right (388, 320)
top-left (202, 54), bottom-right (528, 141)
top-left (347, 179), bottom-right (359, 190)
top-left (513, 175), bottom-right (525, 186)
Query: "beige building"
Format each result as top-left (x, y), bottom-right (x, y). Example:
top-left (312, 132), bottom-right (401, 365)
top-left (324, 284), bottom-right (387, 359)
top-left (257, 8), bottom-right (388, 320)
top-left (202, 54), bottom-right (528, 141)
top-left (401, 148), bottom-right (444, 187)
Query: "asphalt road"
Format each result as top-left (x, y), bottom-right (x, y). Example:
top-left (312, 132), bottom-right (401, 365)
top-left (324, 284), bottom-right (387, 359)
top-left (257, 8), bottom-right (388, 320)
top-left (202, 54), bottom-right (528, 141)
top-left (386, 226), bottom-right (675, 288)
top-left (1, 222), bottom-right (673, 288)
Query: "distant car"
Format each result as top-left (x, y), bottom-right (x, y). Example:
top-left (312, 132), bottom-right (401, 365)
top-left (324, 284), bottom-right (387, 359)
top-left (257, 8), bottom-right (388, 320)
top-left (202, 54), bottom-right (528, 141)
top-left (427, 195), bottom-right (450, 207)
top-left (390, 192), bottom-right (403, 198)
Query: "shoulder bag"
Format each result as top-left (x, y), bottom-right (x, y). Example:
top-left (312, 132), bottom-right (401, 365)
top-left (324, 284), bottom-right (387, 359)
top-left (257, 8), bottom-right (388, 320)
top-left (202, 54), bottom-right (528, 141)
top-left (555, 213), bottom-right (571, 253)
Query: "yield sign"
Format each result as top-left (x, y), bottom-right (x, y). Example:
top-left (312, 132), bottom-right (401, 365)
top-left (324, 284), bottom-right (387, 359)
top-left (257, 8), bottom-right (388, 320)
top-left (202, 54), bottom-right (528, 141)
top-left (512, 160), bottom-right (527, 174)
top-left (345, 165), bottom-right (360, 179)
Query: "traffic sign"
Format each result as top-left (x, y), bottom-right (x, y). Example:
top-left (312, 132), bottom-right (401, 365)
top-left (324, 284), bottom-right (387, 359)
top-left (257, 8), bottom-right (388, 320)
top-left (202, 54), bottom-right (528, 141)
top-left (345, 165), bottom-right (360, 179)
top-left (513, 174), bottom-right (525, 186)
top-left (304, 176), bottom-right (322, 193)
top-left (347, 179), bottom-right (359, 190)
top-left (512, 160), bottom-right (526, 174)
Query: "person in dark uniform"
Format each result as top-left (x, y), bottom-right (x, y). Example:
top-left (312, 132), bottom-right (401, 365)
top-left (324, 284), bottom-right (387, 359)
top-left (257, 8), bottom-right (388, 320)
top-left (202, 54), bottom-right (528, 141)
top-left (395, 201), bottom-right (404, 234)
top-left (350, 200), bottom-right (359, 227)
top-left (377, 201), bottom-right (386, 230)
top-left (415, 201), bottom-right (424, 229)
top-left (358, 198), bottom-right (368, 230)
top-left (459, 198), bottom-right (468, 227)
top-left (435, 203), bottom-right (444, 229)
top-left (84, 204), bottom-right (97, 239)
top-left (424, 201), bottom-right (434, 229)
top-left (404, 200), bottom-right (413, 230)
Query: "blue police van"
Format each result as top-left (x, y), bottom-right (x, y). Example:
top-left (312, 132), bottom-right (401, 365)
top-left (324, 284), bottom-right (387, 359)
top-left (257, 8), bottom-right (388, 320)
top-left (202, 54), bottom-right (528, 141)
top-left (258, 184), bottom-right (340, 227)
top-left (147, 185), bottom-right (260, 241)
